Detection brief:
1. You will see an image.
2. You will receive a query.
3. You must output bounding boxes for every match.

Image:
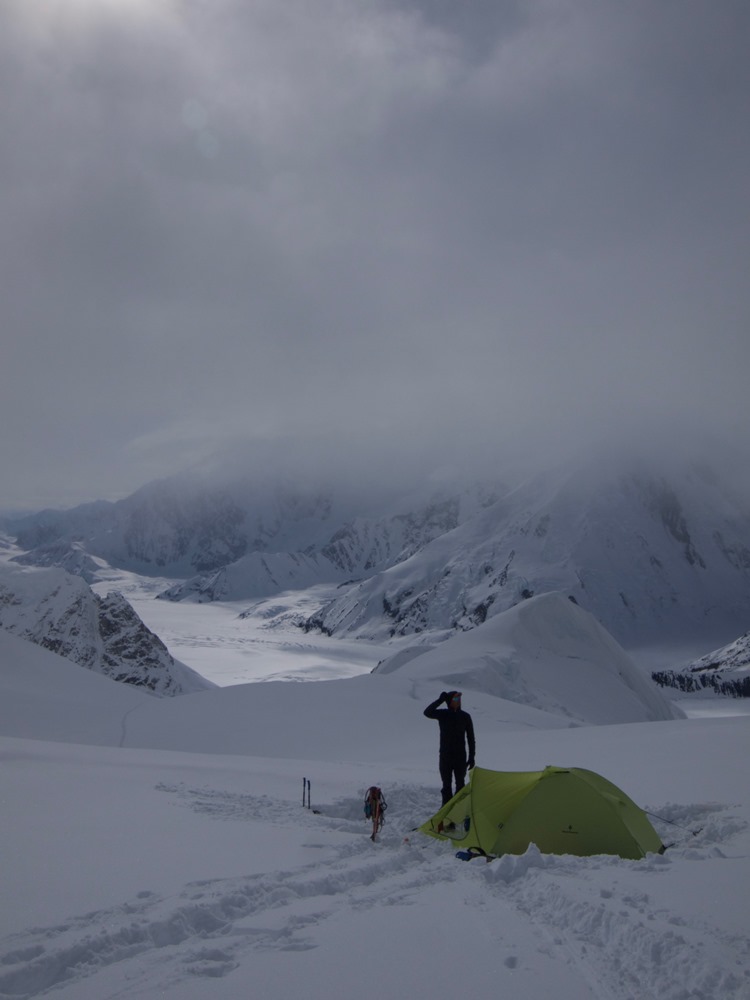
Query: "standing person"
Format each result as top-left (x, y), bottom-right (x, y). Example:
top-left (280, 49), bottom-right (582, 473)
top-left (424, 690), bottom-right (476, 805)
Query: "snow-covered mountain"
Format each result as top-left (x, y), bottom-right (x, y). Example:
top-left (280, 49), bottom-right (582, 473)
top-left (157, 489), bottom-right (498, 602)
top-left (8, 487), bottom-right (247, 577)
top-left (0, 564), bottom-right (212, 695)
top-left (652, 631), bottom-right (750, 698)
top-left (5, 452), bottom-right (750, 647)
top-left (12, 539), bottom-right (106, 583)
top-left (6, 476), bottom-right (344, 577)
top-left (305, 458), bottom-right (750, 645)
top-left (6, 473), bottom-right (502, 597)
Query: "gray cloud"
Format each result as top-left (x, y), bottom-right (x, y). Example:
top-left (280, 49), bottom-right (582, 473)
top-left (1, 0), bottom-right (749, 508)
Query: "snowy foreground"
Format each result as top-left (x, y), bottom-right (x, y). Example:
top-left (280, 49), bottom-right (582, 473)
top-left (1, 580), bottom-right (749, 1000)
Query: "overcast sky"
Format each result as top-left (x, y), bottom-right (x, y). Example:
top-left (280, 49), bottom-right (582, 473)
top-left (2, 0), bottom-right (749, 509)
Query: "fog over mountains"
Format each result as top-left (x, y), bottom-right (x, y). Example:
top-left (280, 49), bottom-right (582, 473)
top-left (5, 445), bottom-right (750, 650)
top-left (305, 458), bottom-right (750, 646)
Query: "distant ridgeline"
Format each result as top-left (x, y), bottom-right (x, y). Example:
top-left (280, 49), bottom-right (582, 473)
top-left (652, 631), bottom-right (750, 698)
top-left (652, 669), bottom-right (750, 699)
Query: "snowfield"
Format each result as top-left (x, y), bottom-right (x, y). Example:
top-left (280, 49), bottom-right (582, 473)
top-left (1, 570), bottom-right (749, 1000)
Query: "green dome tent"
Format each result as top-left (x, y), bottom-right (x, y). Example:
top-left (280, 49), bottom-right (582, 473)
top-left (419, 766), bottom-right (664, 860)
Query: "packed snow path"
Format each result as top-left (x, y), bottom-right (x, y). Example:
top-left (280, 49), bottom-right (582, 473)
top-left (1, 783), bottom-right (747, 1000)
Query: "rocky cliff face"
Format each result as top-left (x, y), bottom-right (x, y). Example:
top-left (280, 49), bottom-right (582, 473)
top-left (0, 566), bottom-right (211, 695)
top-left (652, 631), bottom-right (750, 697)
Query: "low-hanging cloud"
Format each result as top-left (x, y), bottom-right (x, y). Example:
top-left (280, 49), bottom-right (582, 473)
top-left (1, 0), bottom-right (749, 508)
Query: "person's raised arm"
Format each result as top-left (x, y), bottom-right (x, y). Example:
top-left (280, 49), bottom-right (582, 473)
top-left (424, 691), bottom-right (448, 718)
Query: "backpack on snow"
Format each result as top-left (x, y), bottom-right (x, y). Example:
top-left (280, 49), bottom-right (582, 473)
top-left (364, 786), bottom-right (387, 841)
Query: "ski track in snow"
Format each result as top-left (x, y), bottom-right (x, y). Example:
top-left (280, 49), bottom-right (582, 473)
top-left (1, 786), bottom-right (748, 1000)
top-left (492, 847), bottom-right (749, 1000)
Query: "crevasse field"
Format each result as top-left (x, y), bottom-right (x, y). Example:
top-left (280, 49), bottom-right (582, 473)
top-left (1, 569), bottom-right (748, 1000)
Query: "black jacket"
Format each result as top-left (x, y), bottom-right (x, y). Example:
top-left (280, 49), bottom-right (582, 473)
top-left (424, 698), bottom-right (475, 762)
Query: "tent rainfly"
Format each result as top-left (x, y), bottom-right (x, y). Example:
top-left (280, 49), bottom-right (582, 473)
top-left (419, 765), bottom-right (664, 860)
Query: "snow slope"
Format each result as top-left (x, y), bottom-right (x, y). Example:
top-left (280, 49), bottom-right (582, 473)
top-left (0, 629), bottom-right (150, 745)
top-left (373, 592), bottom-right (682, 724)
top-left (1, 608), bottom-right (749, 1000)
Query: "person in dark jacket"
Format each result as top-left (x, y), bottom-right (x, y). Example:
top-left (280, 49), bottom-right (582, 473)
top-left (424, 690), bottom-right (476, 805)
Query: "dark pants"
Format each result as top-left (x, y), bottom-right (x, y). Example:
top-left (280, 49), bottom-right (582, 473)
top-left (439, 754), bottom-right (467, 805)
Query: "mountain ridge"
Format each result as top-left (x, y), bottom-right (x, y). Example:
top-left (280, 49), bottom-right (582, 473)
top-left (4, 452), bottom-right (749, 648)
top-left (304, 461), bottom-right (750, 645)
top-left (652, 631), bottom-right (750, 698)
top-left (0, 564), bottom-right (212, 695)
